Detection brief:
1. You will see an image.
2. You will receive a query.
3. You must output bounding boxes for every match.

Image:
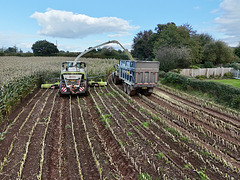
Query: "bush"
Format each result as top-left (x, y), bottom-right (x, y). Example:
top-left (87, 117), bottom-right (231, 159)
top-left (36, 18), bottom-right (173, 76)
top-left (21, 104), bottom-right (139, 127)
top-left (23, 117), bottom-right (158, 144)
top-left (163, 72), bottom-right (240, 109)
top-left (225, 62), bottom-right (240, 70)
top-left (158, 71), bottom-right (166, 78)
top-left (163, 72), bottom-right (190, 89)
top-left (154, 47), bottom-right (191, 72)
top-left (204, 61), bottom-right (215, 68)
top-left (223, 72), bottom-right (233, 78)
top-left (189, 65), bottom-right (200, 69)
top-left (195, 75), bottom-right (207, 80)
top-left (209, 75), bottom-right (214, 79)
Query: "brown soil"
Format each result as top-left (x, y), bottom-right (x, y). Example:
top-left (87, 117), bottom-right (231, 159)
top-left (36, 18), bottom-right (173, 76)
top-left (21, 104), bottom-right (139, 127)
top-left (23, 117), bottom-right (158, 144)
top-left (0, 78), bottom-right (239, 180)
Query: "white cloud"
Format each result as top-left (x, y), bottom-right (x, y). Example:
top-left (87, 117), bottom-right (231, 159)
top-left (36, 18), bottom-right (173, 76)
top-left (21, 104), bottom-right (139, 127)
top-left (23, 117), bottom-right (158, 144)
top-left (193, 6), bottom-right (200, 10)
top-left (214, 0), bottom-right (240, 46)
top-left (108, 32), bottom-right (132, 38)
top-left (31, 9), bottom-right (139, 38)
top-left (0, 32), bottom-right (35, 51)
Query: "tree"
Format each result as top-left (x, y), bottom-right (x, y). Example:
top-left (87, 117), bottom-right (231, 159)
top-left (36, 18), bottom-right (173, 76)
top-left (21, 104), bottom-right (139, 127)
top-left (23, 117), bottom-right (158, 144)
top-left (153, 23), bottom-right (201, 64)
top-left (154, 46), bottom-right (191, 71)
top-left (203, 40), bottom-right (233, 65)
top-left (4, 46), bottom-right (17, 54)
top-left (197, 33), bottom-right (214, 47)
top-left (132, 30), bottom-right (154, 60)
top-left (234, 43), bottom-right (240, 58)
top-left (32, 40), bottom-right (59, 56)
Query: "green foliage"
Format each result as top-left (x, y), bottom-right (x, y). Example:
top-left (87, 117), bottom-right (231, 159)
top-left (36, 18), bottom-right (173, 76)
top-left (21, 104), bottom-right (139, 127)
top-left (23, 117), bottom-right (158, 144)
top-left (203, 61), bottom-right (215, 68)
top-left (83, 47), bottom-right (129, 60)
top-left (156, 152), bottom-right (164, 159)
top-left (4, 46), bottom-right (17, 54)
top-left (163, 72), bottom-right (240, 109)
top-left (166, 127), bottom-right (181, 137)
top-left (0, 70), bottom-right (60, 121)
top-left (65, 124), bottom-right (71, 129)
top-left (100, 114), bottom-right (111, 127)
top-left (154, 46), bottom-right (191, 71)
top-left (127, 132), bottom-right (133, 136)
top-left (226, 62), bottom-right (240, 70)
top-left (0, 74), bottom-right (39, 120)
top-left (162, 72), bottom-right (190, 88)
top-left (179, 135), bottom-right (189, 142)
top-left (158, 70), bottom-right (166, 78)
top-left (138, 173), bottom-right (152, 180)
top-left (223, 72), bottom-right (233, 78)
top-left (183, 163), bottom-right (191, 170)
top-left (154, 23), bottom-right (197, 48)
top-left (154, 23), bottom-right (202, 64)
top-left (209, 79), bottom-right (240, 88)
top-left (189, 65), bottom-right (200, 69)
top-left (132, 30), bottom-right (154, 60)
top-left (234, 44), bottom-right (240, 58)
top-left (132, 22), bottom-right (234, 69)
top-left (195, 75), bottom-right (207, 80)
top-left (197, 33), bottom-right (214, 47)
top-left (200, 150), bottom-right (211, 157)
top-left (142, 122), bottom-right (150, 128)
top-left (202, 41), bottom-right (233, 65)
top-left (32, 40), bottom-right (59, 56)
top-left (196, 168), bottom-right (210, 180)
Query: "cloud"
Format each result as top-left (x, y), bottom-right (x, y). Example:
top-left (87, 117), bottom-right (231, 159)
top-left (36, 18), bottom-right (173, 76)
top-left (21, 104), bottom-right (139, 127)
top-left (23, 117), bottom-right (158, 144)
top-left (31, 9), bottom-right (139, 39)
top-left (214, 0), bottom-right (240, 46)
top-left (193, 6), bottom-right (200, 10)
top-left (0, 32), bottom-right (35, 50)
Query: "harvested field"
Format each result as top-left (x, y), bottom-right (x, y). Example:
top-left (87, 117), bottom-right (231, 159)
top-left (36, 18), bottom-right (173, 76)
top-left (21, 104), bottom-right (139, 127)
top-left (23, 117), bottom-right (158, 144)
top-left (0, 76), bottom-right (239, 179)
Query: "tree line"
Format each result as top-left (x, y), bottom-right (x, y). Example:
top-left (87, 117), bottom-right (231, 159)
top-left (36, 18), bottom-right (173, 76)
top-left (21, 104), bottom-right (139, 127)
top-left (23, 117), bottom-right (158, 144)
top-left (0, 40), bottom-right (129, 59)
top-left (132, 22), bottom-right (240, 71)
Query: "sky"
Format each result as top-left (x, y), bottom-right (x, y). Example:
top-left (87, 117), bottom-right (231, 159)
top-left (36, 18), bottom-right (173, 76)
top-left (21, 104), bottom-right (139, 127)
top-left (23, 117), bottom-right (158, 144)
top-left (0, 0), bottom-right (240, 52)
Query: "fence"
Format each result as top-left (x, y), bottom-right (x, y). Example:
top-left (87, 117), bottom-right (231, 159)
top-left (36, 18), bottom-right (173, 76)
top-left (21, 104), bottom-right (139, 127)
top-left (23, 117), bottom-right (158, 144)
top-left (180, 67), bottom-right (233, 78)
top-left (231, 69), bottom-right (240, 79)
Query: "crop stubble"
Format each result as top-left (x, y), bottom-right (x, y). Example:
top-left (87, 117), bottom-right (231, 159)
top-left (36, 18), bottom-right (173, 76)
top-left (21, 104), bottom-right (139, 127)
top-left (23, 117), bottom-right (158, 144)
top-left (0, 77), bottom-right (239, 179)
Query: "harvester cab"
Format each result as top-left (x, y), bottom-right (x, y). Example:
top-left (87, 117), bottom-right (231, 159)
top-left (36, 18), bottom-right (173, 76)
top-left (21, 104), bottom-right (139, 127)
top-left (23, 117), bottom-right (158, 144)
top-left (59, 61), bottom-right (88, 95)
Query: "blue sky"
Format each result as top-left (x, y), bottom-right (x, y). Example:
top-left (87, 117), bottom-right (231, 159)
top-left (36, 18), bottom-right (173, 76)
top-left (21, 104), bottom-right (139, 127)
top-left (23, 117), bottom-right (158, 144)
top-left (0, 0), bottom-right (240, 52)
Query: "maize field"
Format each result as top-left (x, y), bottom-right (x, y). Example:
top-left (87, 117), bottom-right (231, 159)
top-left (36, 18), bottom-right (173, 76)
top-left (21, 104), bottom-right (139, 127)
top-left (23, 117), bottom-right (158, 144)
top-left (0, 57), bottom-right (240, 179)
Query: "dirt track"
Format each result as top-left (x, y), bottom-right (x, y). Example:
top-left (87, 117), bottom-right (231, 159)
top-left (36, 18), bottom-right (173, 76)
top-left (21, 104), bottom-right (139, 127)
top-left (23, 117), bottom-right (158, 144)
top-left (0, 78), bottom-right (239, 179)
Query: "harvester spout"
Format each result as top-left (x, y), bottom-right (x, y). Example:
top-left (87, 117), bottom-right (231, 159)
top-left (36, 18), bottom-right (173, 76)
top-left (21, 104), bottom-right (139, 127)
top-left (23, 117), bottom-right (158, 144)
top-left (73, 40), bottom-right (134, 66)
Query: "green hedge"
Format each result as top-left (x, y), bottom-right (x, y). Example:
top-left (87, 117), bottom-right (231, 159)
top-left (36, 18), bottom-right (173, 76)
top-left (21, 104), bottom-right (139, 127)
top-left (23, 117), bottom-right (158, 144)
top-left (162, 72), bottom-right (240, 109)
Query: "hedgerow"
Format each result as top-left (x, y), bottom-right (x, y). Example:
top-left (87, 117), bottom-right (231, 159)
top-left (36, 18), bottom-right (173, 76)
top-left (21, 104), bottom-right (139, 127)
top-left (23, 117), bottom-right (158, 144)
top-left (162, 72), bottom-right (240, 109)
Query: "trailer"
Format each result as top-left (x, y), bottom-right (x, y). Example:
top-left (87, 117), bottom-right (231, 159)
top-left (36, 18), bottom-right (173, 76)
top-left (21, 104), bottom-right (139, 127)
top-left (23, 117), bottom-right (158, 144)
top-left (112, 60), bottom-right (159, 96)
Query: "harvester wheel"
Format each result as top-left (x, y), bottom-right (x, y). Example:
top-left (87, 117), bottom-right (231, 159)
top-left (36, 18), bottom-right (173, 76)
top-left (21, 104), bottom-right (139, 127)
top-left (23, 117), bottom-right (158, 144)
top-left (58, 90), bottom-right (64, 97)
top-left (84, 88), bottom-right (89, 96)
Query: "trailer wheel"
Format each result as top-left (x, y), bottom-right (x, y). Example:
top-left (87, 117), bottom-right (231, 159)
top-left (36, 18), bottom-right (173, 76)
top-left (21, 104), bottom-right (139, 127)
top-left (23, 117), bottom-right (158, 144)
top-left (123, 83), bottom-right (127, 93)
top-left (127, 85), bottom-right (136, 96)
top-left (142, 89), bottom-right (152, 96)
top-left (113, 76), bottom-right (118, 84)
